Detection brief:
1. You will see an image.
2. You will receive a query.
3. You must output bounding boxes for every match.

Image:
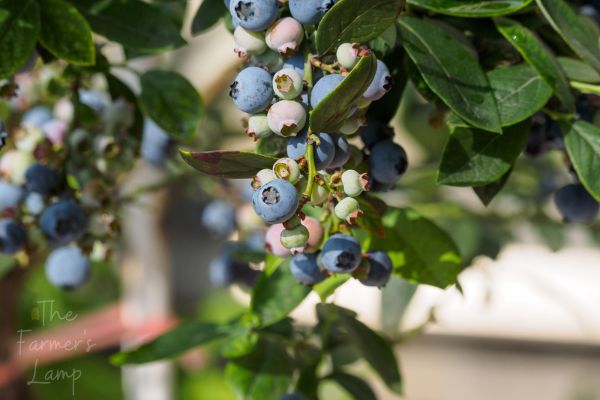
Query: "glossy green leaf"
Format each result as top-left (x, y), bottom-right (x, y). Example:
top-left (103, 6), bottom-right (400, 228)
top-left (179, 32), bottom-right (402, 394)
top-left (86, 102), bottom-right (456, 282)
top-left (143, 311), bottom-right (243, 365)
top-left (536, 0), bottom-right (600, 72)
top-left (495, 17), bottom-right (575, 112)
top-left (369, 208), bottom-right (463, 288)
top-left (110, 321), bottom-right (232, 365)
top-left (487, 64), bottom-right (553, 126)
top-left (0, 0), bottom-right (39, 79)
top-left (561, 120), bottom-right (600, 201)
top-left (316, 0), bottom-right (405, 54)
top-left (309, 54), bottom-right (377, 132)
top-left (180, 150), bottom-right (277, 179)
top-left (38, 0), bottom-right (95, 65)
top-left (473, 168), bottom-right (512, 206)
top-left (407, 0), bottom-right (533, 17)
top-left (557, 57), bottom-right (600, 83)
top-left (251, 260), bottom-right (311, 327)
top-left (438, 119), bottom-right (530, 186)
top-left (72, 0), bottom-right (186, 53)
top-left (327, 371), bottom-right (377, 400)
top-left (399, 16), bottom-right (502, 133)
top-left (191, 0), bottom-right (225, 35)
top-left (318, 304), bottom-right (402, 393)
top-left (140, 70), bottom-right (203, 141)
top-left (226, 338), bottom-right (294, 400)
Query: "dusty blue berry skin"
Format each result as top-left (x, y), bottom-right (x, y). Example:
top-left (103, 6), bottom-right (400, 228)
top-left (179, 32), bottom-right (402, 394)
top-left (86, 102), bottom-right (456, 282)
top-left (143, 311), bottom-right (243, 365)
top-left (554, 184), bottom-right (599, 224)
top-left (328, 134), bottom-right (350, 169)
top-left (320, 234), bottom-right (362, 273)
top-left (0, 219), bottom-right (26, 255)
top-left (252, 179), bottom-right (299, 224)
top-left (230, 67), bottom-right (274, 113)
top-left (22, 106), bottom-right (53, 128)
top-left (361, 251), bottom-right (392, 287)
top-left (363, 60), bottom-right (392, 101)
top-left (291, 253), bottom-right (327, 285)
top-left (142, 118), bottom-right (172, 166)
top-left (359, 119), bottom-right (394, 149)
top-left (282, 53), bottom-right (305, 75)
top-left (45, 247), bottom-right (90, 290)
top-left (229, 0), bottom-right (279, 32)
top-left (25, 164), bottom-right (60, 196)
top-left (39, 201), bottom-right (88, 245)
top-left (202, 200), bottom-right (237, 237)
top-left (0, 181), bottom-right (24, 211)
top-left (287, 131), bottom-right (335, 169)
top-left (289, 0), bottom-right (335, 24)
top-left (369, 140), bottom-right (408, 185)
top-left (310, 74), bottom-right (344, 108)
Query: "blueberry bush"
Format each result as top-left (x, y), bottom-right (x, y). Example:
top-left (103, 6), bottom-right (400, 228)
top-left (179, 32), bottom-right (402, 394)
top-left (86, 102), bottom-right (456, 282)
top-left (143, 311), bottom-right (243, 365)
top-left (1, 0), bottom-right (599, 398)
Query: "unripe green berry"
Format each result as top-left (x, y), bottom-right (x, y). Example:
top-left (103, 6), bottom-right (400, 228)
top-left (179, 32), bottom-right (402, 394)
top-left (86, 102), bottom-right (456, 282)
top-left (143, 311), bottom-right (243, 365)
top-left (234, 26), bottom-right (267, 57)
top-left (336, 43), bottom-right (360, 70)
top-left (342, 170), bottom-right (369, 197)
top-left (335, 197), bottom-right (360, 221)
top-left (246, 114), bottom-right (273, 140)
top-left (273, 69), bottom-right (304, 100)
top-left (340, 114), bottom-right (366, 135)
top-left (280, 224), bottom-right (309, 250)
top-left (252, 168), bottom-right (276, 189)
top-left (273, 157), bottom-right (301, 184)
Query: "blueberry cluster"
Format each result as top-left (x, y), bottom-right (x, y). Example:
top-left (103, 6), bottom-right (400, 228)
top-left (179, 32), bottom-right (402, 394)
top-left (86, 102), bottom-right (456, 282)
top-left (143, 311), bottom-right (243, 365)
top-left (220, 0), bottom-right (410, 288)
top-left (0, 74), bottom-right (165, 289)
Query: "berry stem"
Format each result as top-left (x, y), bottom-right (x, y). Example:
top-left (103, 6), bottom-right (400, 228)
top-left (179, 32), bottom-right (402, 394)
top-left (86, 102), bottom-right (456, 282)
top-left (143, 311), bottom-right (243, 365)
top-left (304, 50), bottom-right (314, 89)
top-left (303, 142), bottom-right (317, 198)
top-left (310, 57), bottom-right (339, 74)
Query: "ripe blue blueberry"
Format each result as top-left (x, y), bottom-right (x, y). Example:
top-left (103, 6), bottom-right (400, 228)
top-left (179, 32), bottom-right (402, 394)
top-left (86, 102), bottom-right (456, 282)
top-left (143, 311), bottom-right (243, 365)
top-left (328, 134), bottom-right (350, 169)
top-left (359, 119), bottom-right (394, 149)
top-left (39, 201), bottom-right (88, 245)
top-left (45, 246), bottom-right (90, 290)
top-left (0, 180), bottom-right (24, 211)
top-left (369, 140), bottom-right (408, 185)
top-left (289, 0), bottom-right (335, 24)
top-left (554, 184), bottom-right (599, 224)
top-left (230, 67), bottom-right (274, 113)
top-left (360, 251), bottom-right (392, 287)
top-left (252, 179), bottom-right (299, 224)
top-left (25, 192), bottom-right (45, 215)
top-left (286, 131), bottom-right (335, 170)
top-left (319, 234), bottom-right (362, 273)
top-left (0, 120), bottom-right (7, 149)
top-left (21, 106), bottom-right (53, 128)
top-left (0, 219), bottom-right (26, 255)
top-left (141, 118), bottom-right (173, 166)
top-left (229, 0), bottom-right (279, 32)
top-left (25, 164), bottom-right (60, 196)
top-left (310, 74), bottom-right (344, 109)
top-left (79, 89), bottom-right (109, 113)
top-left (363, 60), bottom-right (392, 101)
top-left (202, 200), bottom-right (237, 237)
top-left (282, 53), bottom-right (305, 75)
top-left (291, 253), bottom-right (327, 284)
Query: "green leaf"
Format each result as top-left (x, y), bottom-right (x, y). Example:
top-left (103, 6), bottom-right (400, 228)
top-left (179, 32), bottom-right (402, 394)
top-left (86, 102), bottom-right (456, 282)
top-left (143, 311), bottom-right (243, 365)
top-left (326, 371), bottom-right (377, 400)
top-left (561, 120), bottom-right (600, 201)
top-left (473, 168), bottom-right (512, 206)
top-left (309, 54), bottom-right (377, 133)
top-left (438, 119), bottom-right (530, 186)
top-left (399, 16), bottom-right (502, 133)
top-left (180, 149), bottom-right (277, 179)
top-left (0, 0), bottom-right (39, 79)
top-left (536, 0), bottom-right (600, 73)
top-left (191, 0), bottom-right (225, 35)
top-left (487, 64), bottom-right (553, 126)
top-left (72, 0), bottom-right (186, 53)
top-left (316, 0), bottom-right (405, 54)
top-left (370, 208), bottom-right (463, 288)
top-left (557, 57), bottom-right (600, 83)
top-left (356, 196), bottom-right (385, 237)
top-left (407, 0), bottom-right (533, 17)
top-left (494, 17), bottom-right (575, 112)
top-left (37, 0), bottom-right (95, 65)
top-left (226, 337), bottom-right (294, 400)
top-left (318, 304), bottom-right (402, 393)
top-left (110, 321), bottom-right (232, 365)
top-left (251, 260), bottom-right (311, 327)
top-left (313, 274), bottom-right (350, 301)
top-left (221, 328), bottom-right (260, 359)
top-left (139, 70), bottom-right (203, 142)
